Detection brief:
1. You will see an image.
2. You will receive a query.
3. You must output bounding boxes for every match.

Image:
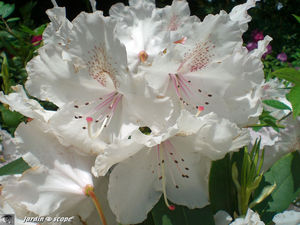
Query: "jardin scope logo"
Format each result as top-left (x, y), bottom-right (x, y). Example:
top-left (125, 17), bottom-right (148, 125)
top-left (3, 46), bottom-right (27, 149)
top-left (0, 214), bottom-right (14, 225)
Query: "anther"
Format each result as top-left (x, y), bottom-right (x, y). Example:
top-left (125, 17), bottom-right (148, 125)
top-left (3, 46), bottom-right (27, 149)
top-left (138, 50), bottom-right (148, 62)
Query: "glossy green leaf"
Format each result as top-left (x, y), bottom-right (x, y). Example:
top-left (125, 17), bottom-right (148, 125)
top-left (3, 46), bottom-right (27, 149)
top-left (151, 198), bottom-right (215, 225)
top-left (287, 86), bottom-right (300, 118)
top-left (253, 152), bottom-right (300, 223)
top-left (263, 99), bottom-right (291, 110)
top-left (271, 68), bottom-right (300, 85)
top-left (0, 157), bottom-right (30, 176)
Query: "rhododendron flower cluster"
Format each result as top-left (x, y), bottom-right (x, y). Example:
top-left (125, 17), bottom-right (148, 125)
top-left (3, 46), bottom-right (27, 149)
top-left (0, 0), bottom-right (277, 224)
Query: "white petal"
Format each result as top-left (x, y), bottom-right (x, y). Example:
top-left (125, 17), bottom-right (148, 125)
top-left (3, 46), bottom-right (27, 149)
top-left (214, 210), bottom-right (233, 225)
top-left (0, 85), bottom-right (54, 121)
top-left (230, 0), bottom-right (258, 33)
top-left (26, 45), bottom-right (104, 108)
top-left (43, 7), bottom-right (73, 46)
top-left (230, 209), bottom-right (264, 225)
top-left (163, 136), bottom-right (211, 208)
top-left (110, 0), bottom-right (169, 72)
top-left (273, 210), bottom-right (300, 225)
top-left (108, 149), bottom-right (161, 224)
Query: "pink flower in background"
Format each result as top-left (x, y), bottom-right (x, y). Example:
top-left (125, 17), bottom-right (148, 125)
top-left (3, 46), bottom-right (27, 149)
top-left (251, 29), bottom-right (264, 42)
top-left (262, 44), bottom-right (272, 58)
top-left (277, 52), bottom-right (287, 62)
top-left (253, 31), bottom-right (264, 42)
top-left (31, 35), bottom-right (42, 46)
top-left (246, 41), bottom-right (258, 51)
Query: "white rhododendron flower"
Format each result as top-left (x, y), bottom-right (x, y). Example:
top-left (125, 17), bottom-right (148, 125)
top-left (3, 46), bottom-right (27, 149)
top-left (230, 208), bottom-right (265, 225)
top-left (1, 119), bottom-right (111, 223)
top-left (25, 10), bottom-right (176, 157)
top-left (0, 0), bottom-right (276, 223)
top-left (272, 210), bottom-right (300, 225)
top-left (104, 110), bottom-right (249, 224)
top-left (142, 25), bottom-right (271, 127)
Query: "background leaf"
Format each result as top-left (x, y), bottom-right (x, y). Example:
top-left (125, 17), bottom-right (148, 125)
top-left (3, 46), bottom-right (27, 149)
top-left (287, 86), bottom-right (300, 117)
top-left (271, 68), bottom-right (300, 85)
top-left (262, 99), bottom-right (291, 110)
top-left (149, 198), bottom-right (215, 225)
top-left (253, 152), bottom-right (300, 224)
top-left (209, 154), bottom-right (237, 216)
top-left (0, 157), bottom-right (30, 175)
top-left (0, 3), bottom-right (15, 18)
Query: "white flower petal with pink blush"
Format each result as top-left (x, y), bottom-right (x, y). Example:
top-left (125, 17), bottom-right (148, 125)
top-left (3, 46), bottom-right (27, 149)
top-left (144, 35), bottom-right (271, 127)
top-left (107, 111), bottom-right (249, 224)
top-left (26, 11), bottom-right (176, 156)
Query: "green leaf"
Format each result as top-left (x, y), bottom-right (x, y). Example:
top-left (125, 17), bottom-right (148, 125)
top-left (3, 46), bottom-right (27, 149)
top-left (19, 25), bottom-right (36, 35)
top-left (0, 157), bottom-right (30, 176)
top-left (0, 3), bottom-right (15, 18)
top-left (0, 52), bottom-right (10, 94)
top-left (287, 86), bottom-right (300, 118)
top-left (6, 17), bottom-right (20, 22)
top-left (0, 105), bottom-right (24, 131)
top-left (34, 24), bottom-right (47, 35)
top-left (292, 14), bottom-right (300, 23)
top-left (253, 152), bottom-right (300, 223)
top-left (151, 198), bottom-right (215, 225)
top-left (271, 68), bottom-right (300, 85)
top-left (262, 99), bottom-right (291, 110)
top-left (209, 154), bottom-right (237, 215)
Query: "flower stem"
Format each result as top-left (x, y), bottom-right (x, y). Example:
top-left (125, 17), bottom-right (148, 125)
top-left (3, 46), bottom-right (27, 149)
top-left (85, 185), bottom-right (107, 225)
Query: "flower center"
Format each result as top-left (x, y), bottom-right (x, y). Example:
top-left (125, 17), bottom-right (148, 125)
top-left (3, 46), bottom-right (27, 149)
top-left (139, 50), bottom-right (148, 62)
top-left (74, 91), bottom-right (123, 138)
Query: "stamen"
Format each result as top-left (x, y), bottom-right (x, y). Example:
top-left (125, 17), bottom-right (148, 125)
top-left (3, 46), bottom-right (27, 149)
top-left (139, 50), bottom-right (148, 62)
top-left (158, 145), bottom-right (176, 211)
top-left (84, 185), bottom-right (107, 225)
top-left (195, 106), bottom-right (204, 117)
top-left (174, 37), bottom-right (187, 44)
top-left (85, 92), bottom-right (122, 139)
